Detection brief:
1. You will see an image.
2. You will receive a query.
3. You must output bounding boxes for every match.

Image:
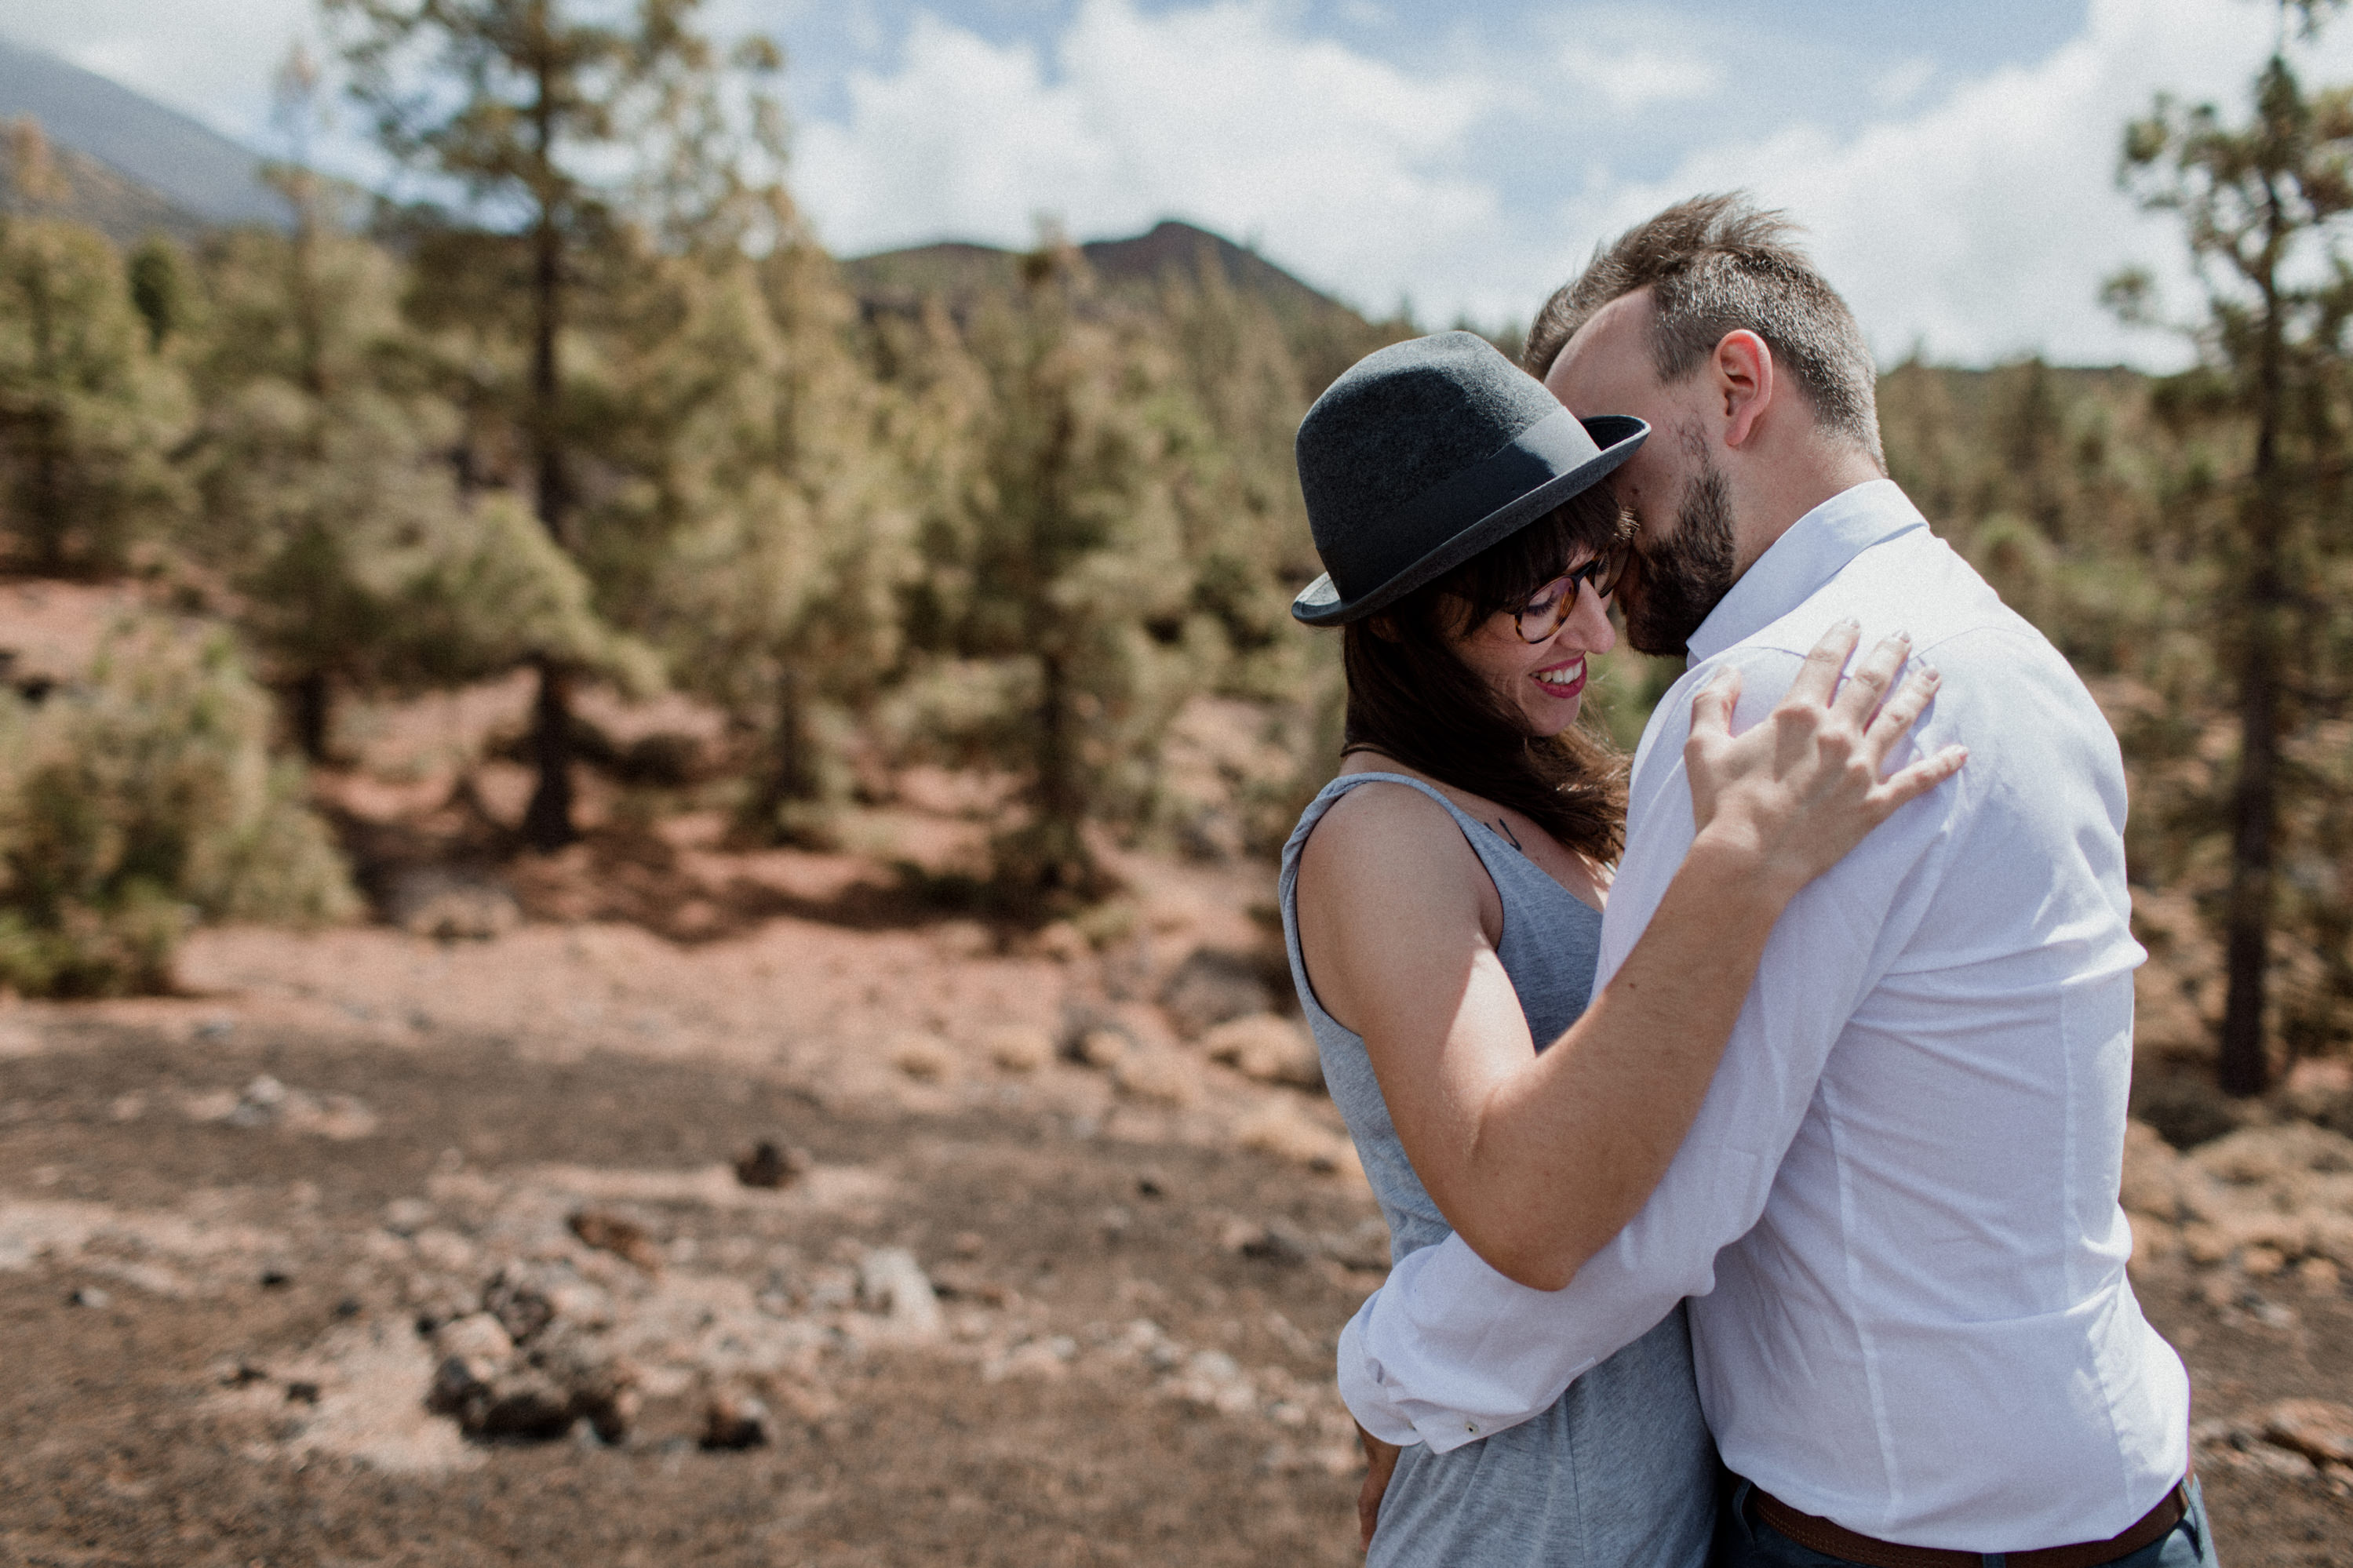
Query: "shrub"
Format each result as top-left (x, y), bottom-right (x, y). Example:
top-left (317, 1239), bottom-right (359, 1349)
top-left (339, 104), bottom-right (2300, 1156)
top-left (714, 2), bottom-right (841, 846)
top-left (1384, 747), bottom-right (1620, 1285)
top-left (0, 617), bottom-right (355, 995)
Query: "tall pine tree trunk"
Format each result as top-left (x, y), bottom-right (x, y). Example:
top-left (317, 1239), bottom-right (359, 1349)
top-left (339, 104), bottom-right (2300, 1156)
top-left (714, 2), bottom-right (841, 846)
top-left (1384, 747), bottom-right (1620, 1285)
top-left (520, 654), bottom-right (576, 850)
top-left (520, 60), bottom-right (577, 853)
top-left (1036, 647), bottom-right (1081, 887)
top-left (2221, 580), bottom-right (2282, 1097)
top-left (749, 662), bottom-right (813, 839)
top-left (2219, 266), bottom-right (2289, 1099)
top-left (290, 668), bottom-right (333, 763)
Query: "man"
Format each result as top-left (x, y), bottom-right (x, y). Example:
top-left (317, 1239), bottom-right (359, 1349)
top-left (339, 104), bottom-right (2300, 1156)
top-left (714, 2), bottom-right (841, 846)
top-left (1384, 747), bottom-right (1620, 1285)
top-left (1339, 195), bottom-right (2209, 1567)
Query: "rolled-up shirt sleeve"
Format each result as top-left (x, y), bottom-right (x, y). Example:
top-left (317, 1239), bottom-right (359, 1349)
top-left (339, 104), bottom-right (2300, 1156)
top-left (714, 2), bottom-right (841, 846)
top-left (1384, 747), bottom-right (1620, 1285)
top-left (1338, 646), bottom-right (1967, 1453)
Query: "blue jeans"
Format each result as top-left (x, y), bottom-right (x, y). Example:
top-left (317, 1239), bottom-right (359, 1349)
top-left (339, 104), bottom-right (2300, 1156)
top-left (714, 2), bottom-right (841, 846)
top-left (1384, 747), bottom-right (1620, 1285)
top-left (1717, 1478), bottom-right (2216, 1568)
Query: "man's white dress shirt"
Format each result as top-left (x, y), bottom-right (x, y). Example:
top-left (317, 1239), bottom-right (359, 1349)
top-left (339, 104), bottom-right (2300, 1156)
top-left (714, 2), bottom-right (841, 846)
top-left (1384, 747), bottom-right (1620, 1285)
top-left (1337, 480), bottom-right (2190, 1552)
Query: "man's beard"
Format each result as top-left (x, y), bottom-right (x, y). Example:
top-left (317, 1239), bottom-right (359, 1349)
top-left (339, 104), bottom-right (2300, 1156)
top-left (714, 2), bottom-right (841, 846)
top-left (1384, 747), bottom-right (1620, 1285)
top-left (1623, 438), bottom-right (1737, 657)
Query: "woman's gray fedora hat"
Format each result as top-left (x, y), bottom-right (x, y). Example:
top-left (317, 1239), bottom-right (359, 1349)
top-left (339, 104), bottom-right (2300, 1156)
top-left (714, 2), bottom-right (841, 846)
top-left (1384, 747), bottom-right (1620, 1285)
top-left (1291, 330), bottom-right (1646, 627)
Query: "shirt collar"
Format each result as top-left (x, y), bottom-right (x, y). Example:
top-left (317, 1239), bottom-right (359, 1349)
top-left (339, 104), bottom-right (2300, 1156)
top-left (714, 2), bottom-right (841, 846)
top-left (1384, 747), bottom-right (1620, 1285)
top-left (1685, 478), bottom-right (1928, 666)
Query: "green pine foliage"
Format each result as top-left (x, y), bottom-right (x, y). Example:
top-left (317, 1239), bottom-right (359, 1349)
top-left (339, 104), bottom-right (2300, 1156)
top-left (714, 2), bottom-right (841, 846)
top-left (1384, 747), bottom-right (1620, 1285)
top-left (880, 242), bottom-right (1204, 904)
top-left (0, 213), bottom-right (190, 573)
top-left (0, 0), bottom-right (2342, 1082)
top-left (184, 217), bottom-right (650, 755)
top-left (635, 231), bottom-right (915, 840)
top-left (0, 618), bottom-right (355, 995)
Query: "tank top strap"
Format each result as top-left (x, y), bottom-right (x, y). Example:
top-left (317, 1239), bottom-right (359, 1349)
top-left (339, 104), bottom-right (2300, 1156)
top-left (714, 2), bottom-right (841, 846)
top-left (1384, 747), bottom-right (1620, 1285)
top-left (1295, 770), bottom-right (1492, 847)
top-left (1280, 771), bottom-right (1556, 922)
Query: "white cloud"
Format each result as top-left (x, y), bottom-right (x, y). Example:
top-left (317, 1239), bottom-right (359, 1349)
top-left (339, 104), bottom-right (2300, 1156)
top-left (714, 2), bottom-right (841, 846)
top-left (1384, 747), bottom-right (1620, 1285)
top-left (1570, 0), bottom-right (2353, 366)
top-left (1557, 40), bottom-right (1721, 114)
top-left (792, 0), bottom-right (2353, 368)
top-left (793, 0), bottom-right (1501, 312)
top-left (1870, 57), bottom-right (1936, 111)
top-left (15, 0), bottom-right (2353, 369)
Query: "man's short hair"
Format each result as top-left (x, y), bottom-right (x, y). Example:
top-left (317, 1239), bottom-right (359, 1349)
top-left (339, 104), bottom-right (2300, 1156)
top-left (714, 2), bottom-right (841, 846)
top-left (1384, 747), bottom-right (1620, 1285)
top-left (1524, 194), bottom-right (1885, 468)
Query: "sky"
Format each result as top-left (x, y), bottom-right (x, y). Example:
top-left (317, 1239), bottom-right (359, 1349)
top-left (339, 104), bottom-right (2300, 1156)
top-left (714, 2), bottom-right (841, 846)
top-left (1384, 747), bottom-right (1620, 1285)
top-left (5, 0), bottom-right (2351, 369)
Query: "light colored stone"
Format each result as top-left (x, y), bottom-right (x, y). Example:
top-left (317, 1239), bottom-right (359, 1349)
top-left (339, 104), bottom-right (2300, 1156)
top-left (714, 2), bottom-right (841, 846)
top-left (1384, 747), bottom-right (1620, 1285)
top-left (1114, 1049), bottom-right (1202, 1107)
top-left (858, 1247), bottom-right (943, 1340)
top-left (2126, 1216), bottom-right (2177, 1272)
top-left (1202, 1016), bottom-right (1322, 1090)
top-left (986, 1339), bottom-right (1072, 1381)
top-left (2191, 1121), bottom-right (2353, 1185)
top-left (381, 1198), bottom-right (435, 1236)
top-left (1033, 922), bottom-right (1089, 964)
top-left (1074, 1028), bottom-right (1129, 1070)
top-left (2264, 1399), bottom-right (2353, 1467)
top-left (2180, 1224), bottom-right (2231, 1265)
top-left (2118, 1119), bottom-right (2185, 1220)
top-left (410, 1228), bottom-right (479, 1273)
top-left (888, 1031), bottom-right (956, 1082)
top-left (1233, 1098), bottom-right (1360, 1179)
top-left (701, 1388), bottom-right (775, 1450)
top-left (980, 1025), bottom-right (1054, 1074)
top-left (432, 1312), bottom-right (515, 1371)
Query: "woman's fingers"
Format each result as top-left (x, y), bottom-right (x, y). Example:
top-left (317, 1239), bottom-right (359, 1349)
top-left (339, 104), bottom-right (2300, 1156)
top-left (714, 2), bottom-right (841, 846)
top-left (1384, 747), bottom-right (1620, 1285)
top-left (1688, 664), bottom-right (1743, 740)
top-left (1857, 664), bottom-right (1942, 762)
top-left (1870, 743), bottom-right (1969, 813)
top-left (1829, 631), bottom-right (1914, 724)
top-left (1783, 618), bottom-right (1863, 709)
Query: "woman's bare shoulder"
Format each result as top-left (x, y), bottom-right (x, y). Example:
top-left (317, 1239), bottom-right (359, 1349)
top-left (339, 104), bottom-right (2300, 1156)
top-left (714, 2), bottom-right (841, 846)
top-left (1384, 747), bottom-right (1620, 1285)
top-left (1296, 780), bottom-right (1487, 918)
top-left (1304, 777), bottom-right (1463, 857)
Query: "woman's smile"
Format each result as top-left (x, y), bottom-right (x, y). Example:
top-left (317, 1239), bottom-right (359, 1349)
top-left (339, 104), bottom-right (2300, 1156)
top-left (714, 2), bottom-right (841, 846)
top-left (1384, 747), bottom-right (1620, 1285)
top-left (1533, 656), bottom-right (1587, 700)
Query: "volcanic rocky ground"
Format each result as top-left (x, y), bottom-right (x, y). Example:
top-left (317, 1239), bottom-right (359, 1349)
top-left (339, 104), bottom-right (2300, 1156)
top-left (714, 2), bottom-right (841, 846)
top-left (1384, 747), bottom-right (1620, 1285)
top-left (0, 638), bottom-right (2348, 1563)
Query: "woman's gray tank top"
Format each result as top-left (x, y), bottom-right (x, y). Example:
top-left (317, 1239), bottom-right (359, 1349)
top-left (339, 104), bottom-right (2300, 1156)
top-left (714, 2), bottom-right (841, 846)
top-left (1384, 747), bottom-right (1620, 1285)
top-left (1279, 772), bottom-right (1714, 1568)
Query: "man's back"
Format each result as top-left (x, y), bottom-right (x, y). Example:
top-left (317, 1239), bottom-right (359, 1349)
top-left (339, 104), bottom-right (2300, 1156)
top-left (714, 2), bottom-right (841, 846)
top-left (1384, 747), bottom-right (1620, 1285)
top-left (1667, 499), bottom-right (2186, 1542)
top-left (1339, 481), bottom-right (2189, 1552)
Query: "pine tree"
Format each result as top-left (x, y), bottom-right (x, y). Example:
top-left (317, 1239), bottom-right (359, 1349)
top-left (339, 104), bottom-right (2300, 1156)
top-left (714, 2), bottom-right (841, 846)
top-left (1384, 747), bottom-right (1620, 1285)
top-left (632, 223), bottom-right (913, 840)
top-left (184, 44), bottom-right (643, 762)
top-left (331, 0), bottom-right (777, 848)
top-left (903, 240), bottom-right (1198, 906)
top-left (2112, 0), bottom-right (2353, 1094)
top-left (0, 120), bottom-right (189, 573)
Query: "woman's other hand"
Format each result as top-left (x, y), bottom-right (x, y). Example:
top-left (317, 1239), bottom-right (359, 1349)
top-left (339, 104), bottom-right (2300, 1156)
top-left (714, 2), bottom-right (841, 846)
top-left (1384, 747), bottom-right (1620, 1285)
top-left (1685, 620), bottom-right (1965, 901)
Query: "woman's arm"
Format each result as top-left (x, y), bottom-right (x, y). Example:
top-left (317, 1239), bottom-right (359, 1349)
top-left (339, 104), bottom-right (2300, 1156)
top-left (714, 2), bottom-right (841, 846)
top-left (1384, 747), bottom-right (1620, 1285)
top-left (1295, 623), bottom-right (1961, 1291)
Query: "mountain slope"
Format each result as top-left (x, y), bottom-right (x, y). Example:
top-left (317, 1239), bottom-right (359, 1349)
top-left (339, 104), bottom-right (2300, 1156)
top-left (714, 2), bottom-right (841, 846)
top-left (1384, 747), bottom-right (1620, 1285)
top-left (0, 34), bottom-right (280, 231)
top-left (843, 219), bottom-right (1402, 391)
top-left (845, 220), bottom-right (1373, 333)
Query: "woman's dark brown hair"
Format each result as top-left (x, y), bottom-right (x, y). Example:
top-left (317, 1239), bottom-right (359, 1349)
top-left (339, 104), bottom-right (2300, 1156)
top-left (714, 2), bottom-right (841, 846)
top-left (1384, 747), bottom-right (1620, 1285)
top-left (1341, 486), bottom-right (1630, 863)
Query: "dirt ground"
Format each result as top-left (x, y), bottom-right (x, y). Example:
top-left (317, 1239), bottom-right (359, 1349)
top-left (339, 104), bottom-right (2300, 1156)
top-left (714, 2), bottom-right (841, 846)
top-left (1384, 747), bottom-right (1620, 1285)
top-left (0, 635), bottom-right (2345, 1564)
top-left (1, 900), bottom-right (2348, 1567)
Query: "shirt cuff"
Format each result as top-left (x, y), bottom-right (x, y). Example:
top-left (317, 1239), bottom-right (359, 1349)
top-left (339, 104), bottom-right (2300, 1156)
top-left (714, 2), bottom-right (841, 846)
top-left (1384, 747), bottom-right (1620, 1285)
top-left (1338, 1291), bottom-right (1586, 1454)
top-left (1335, 1304), bottom-right (1422, 1447)
top-left (1335, 1256), bottom-right (1608, 1455)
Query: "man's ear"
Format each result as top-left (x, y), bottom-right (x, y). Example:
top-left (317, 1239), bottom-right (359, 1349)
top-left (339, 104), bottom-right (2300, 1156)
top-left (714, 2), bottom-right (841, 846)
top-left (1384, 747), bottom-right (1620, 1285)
top-left (1713, 329), bottom-right (1775, 449)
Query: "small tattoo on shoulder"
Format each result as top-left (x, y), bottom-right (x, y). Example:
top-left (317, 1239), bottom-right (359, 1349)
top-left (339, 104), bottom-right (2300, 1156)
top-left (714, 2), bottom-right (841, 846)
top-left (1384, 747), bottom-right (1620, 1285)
top-left (1493, 818), bottom-right (1524, 851)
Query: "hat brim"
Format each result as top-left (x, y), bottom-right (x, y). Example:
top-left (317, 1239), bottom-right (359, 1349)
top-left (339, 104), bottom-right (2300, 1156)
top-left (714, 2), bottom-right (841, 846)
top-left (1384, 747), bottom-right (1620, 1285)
top-left (1291, 413), bottom-right (1646, 627)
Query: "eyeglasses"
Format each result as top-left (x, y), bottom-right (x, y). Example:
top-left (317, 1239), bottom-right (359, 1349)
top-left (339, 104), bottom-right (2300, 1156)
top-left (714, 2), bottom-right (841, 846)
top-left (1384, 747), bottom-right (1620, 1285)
top-left (1511, 543), bottom-right (1629, 644)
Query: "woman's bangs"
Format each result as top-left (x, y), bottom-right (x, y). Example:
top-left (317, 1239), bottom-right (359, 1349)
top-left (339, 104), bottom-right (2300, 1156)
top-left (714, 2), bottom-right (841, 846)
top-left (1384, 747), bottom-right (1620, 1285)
top-left (1443, 488), bottom-right (1630, 617)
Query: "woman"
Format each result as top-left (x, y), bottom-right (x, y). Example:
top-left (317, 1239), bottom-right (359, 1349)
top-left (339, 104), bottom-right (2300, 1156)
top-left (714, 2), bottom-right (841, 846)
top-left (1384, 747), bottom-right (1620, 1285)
top-left (1278, 333), bottom-right (1961, 1566)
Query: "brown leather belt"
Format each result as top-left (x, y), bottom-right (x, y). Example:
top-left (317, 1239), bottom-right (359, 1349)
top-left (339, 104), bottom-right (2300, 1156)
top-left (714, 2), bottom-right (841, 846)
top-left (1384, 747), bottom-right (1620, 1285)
top-left (1744, 1473), bottom-right (2191, 1568)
